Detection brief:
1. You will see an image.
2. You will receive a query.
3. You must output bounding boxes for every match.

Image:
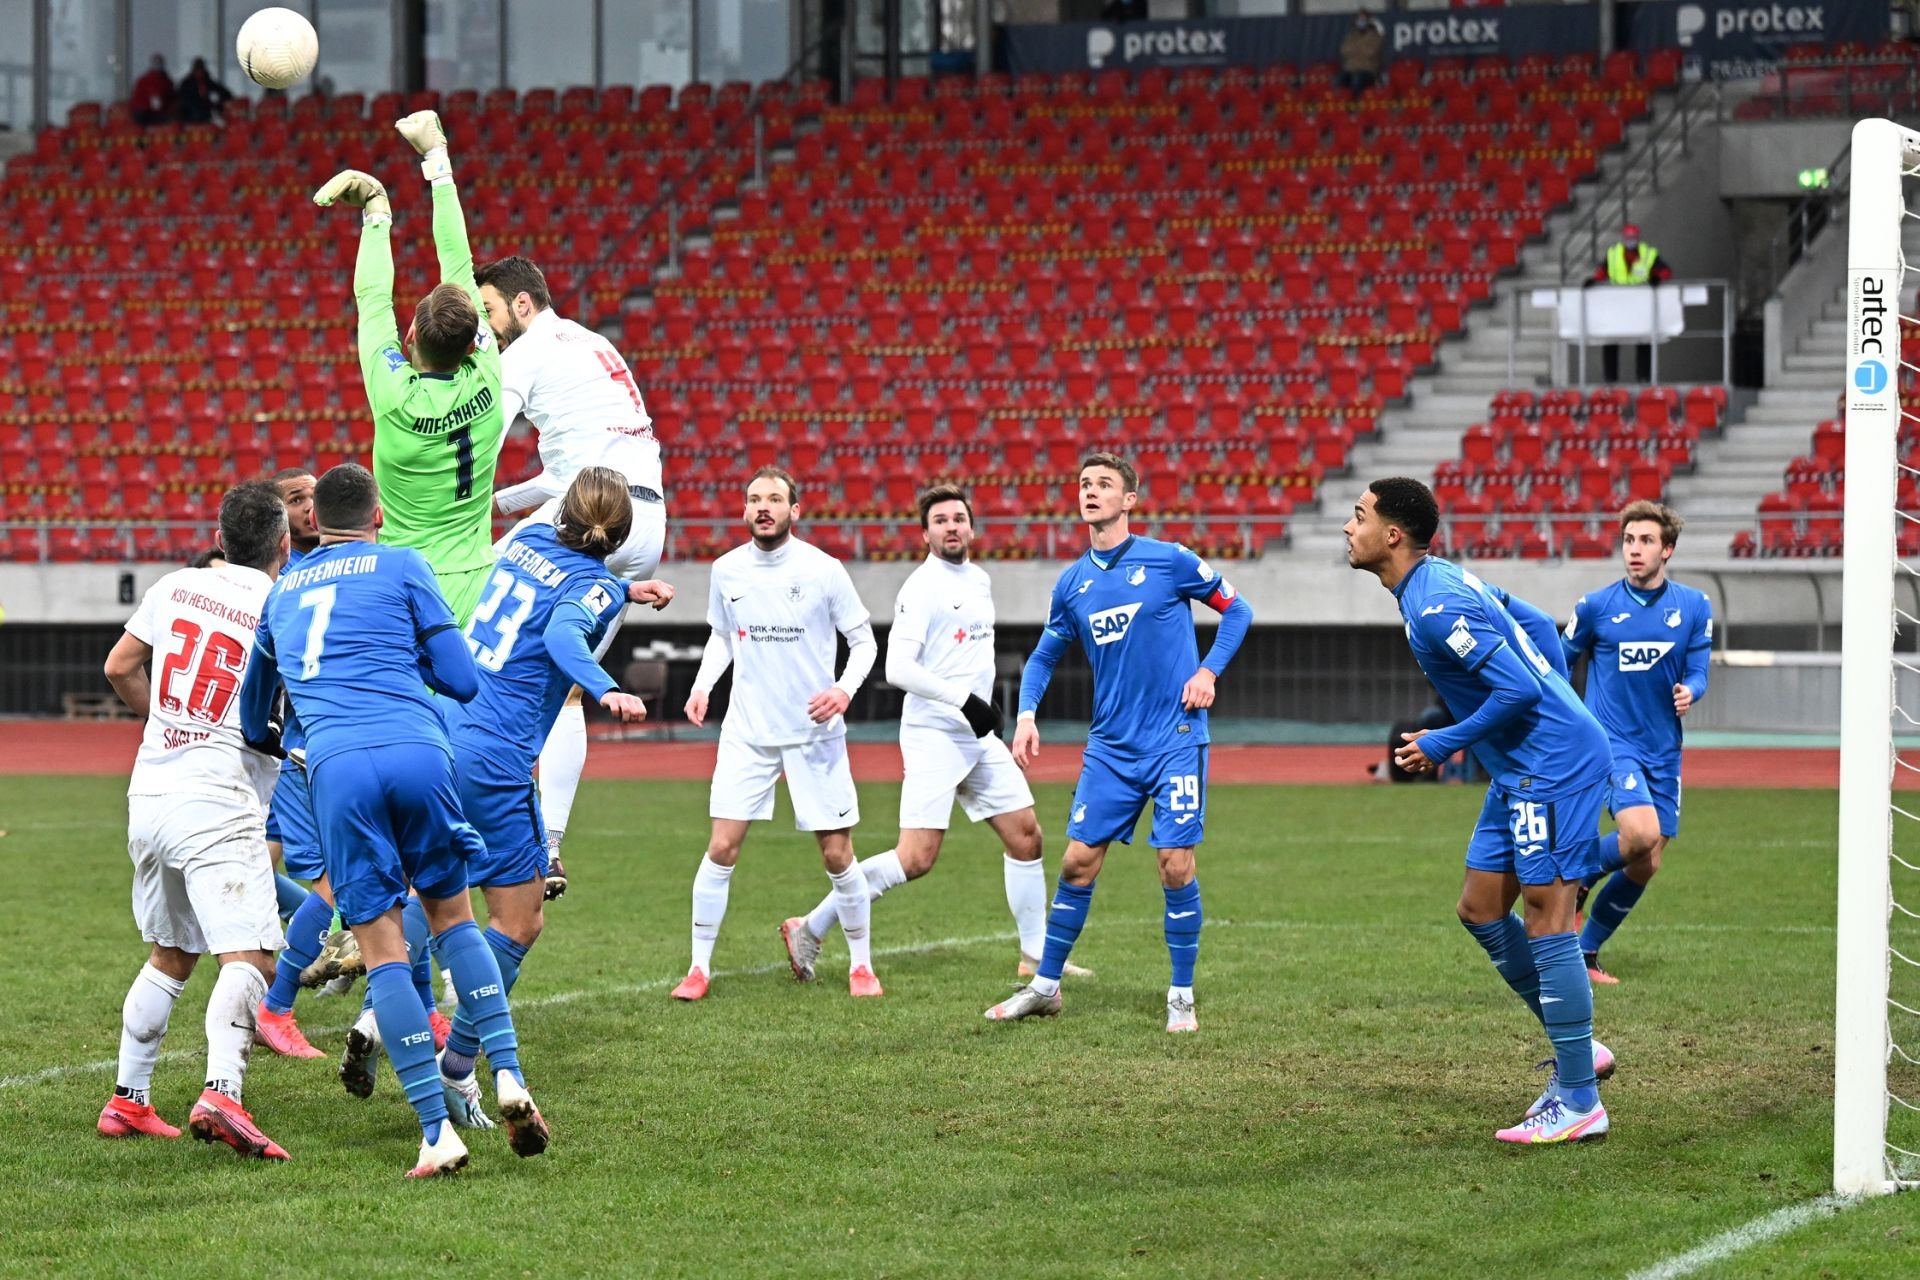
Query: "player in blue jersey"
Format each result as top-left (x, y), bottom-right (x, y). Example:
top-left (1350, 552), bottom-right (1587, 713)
top-left (434, 468), bottom-right (666, 1128)
top-left (1347, 477), bottom-right (1615, 1144)
top-left (239, 463), bottom-right (547, 1178)
top-left (985, 454), bottom-right (1253, 1033)
top-left (1562, 500), bottom-right (1712, 985)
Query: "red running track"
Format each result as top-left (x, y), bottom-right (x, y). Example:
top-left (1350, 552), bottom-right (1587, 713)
top-left (0, 721), bottom-right (1882, 789)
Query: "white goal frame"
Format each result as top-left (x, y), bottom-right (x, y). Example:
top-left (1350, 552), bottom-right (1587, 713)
top-left (1837, 116), bottom-right (1920, 1197)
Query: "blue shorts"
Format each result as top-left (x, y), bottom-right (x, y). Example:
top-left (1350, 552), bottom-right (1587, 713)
top-left (1066, 745), bottom-right (1208, 849)
top-left (265, 759), bottom-right (325, 882)
top-left (1465, 776), bottom-right (1607, 887)
top-left (1608, 753), bottom-right (1681, 838)
top-left (455, 748), bottom-right (549, 889)
top-left (310, 742), bottom-right (474, 927)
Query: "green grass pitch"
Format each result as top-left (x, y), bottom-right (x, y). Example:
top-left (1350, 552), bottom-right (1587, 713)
top-left (1, 775), bottom-right (1913, 1278)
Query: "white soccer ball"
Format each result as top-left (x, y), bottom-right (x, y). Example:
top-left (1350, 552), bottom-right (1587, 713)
top-left (235, 8), bottom-right (318, 91)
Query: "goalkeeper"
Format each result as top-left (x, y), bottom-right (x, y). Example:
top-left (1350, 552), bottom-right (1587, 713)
top-left (314, 111), bottom-right (503, 625)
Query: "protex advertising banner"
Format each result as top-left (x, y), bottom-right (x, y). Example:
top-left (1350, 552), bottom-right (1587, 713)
top-left (999, 6), bottom-right (1601, 76)
top-left (1621, 1), bottom-right (1891, 81)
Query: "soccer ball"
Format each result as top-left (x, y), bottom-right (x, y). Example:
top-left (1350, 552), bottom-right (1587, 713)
top-left (235, 8), bottom-right (318, 91)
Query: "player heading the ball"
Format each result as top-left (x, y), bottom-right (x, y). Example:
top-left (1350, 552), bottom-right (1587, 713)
top-left (986, 454), bottom-right (1253, 1033)
top-left (313, 110), bottom-right (503, 624)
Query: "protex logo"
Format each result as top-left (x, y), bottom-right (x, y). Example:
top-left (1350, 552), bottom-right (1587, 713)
top-left (1619, 641), bottom-right (1676, 672)
top-left (1850, 269), bottom-right (1896, 413)
top-left (1676, 3), bottom-right (1825, 47)
top-left (1390, 14), bottom-right (1500, 53)
top-left (1090, 601), bottom-right (1144, 646)
top-left (1087, 24), bottom-right (1227, 70)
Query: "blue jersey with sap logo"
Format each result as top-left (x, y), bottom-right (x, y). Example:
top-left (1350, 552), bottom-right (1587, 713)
top-left (1020, 535), bottom-right (1251, 759)
top-left (444, 523), bottom-right (628, 773)
top-left (1562, 577), bottom-right (1712, 766)
top-left (245, 542), bottom-right (467, 770)
top-left (1396, 557), bottom-right (1610, 797)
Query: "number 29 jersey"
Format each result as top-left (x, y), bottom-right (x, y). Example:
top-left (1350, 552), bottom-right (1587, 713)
top-left (124, 562), bottom-right (277, 803)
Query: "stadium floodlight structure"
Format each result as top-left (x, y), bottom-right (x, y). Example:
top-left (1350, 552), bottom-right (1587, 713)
top-left (1838, 116), bottom-right (1920, 1198)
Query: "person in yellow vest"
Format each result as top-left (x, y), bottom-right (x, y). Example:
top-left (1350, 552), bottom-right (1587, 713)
top-left (1588, 223), bottom-right (1674, 383)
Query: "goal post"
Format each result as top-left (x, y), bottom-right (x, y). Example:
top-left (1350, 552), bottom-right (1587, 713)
top-left (1837, 116), bottom-right (1920, 1197)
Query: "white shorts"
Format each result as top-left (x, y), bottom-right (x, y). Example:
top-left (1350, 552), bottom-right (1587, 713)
top-left (127, 791), bottom-right (282, 956)
top-left (710, 735), bottom-right (859, 832)
top-left (500, 493), bottom-right (668, 656)
top-left (898, 728), bottom-right (1035, 831)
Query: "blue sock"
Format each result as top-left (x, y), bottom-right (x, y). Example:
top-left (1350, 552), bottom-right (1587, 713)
top-left (435, 920), bottom-right (522, 1082)
top-left (1163, 880), bottom-right (1201, 988)
top-left (1583, 833), bottom-right (1626, 886)
top-left (402, 897), bottom-right (436, 1013)
top-left (1579, 871), bottom-right (1649, 955)
top-left (1037, 880), bottom-right (1095, 985)
top-left (1529, 931), bottom-right (1598, 1110)
top-left (265, 890), bottom-right (335, 1014)
top-left (366, 961), bottom-right (450, 1140)
top-left (274, 873), bottom-right (309, 921)
top-left (446, 927), bottom-right (531, 1071)
top-left (1463, 913), bottom-right (1543, 1023)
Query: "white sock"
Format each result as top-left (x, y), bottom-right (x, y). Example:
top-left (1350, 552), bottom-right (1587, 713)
top-left (1170, 985), bottom-right (1194, 1003)
top-left (830, 862), bottom-right (873, 971)
top-left (1004, 854), bottom-right (1048, 959)
top-left (691, 854), bottom-right (734, 973)
top-left (204, 961), bottom-right (267, 1101)
top-left (1028, 974), bottom-right (1061, 998)
top-left (537, 700), bottom-right (588, 842)
top-left (116, 963), bottom-right (186, 1102)
top-left (806, 848), bottom-right (906, 939)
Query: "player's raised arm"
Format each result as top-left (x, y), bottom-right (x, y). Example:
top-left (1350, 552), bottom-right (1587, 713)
top-left (1398, 601), bottom-right (1543, 772)
top-left (396, 112), bottom-right (485, 309)
top-left (314, 169), bottom-right (413, 410)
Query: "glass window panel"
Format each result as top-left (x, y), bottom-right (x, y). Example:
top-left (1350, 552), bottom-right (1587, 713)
top-left (506, 0), bottom-right (593, 91)
top-left (696, 0), bottom-right (793, 84)
top-left (129, 0), bottom-right (221, 104)
top-left (314, 0), bottom-right (393, 96)
top-left (47, 0), bottom-right (121, 125)
top-left (425, 0), bottom-right (502, 92)
top-left (605, 0), bottom-right (692, 91)
top-left (0, 0), bottom-right (30, 131)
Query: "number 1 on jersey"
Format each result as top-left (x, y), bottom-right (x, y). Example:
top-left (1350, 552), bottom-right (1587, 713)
top-left (449, 426), bottom-right (474, 500)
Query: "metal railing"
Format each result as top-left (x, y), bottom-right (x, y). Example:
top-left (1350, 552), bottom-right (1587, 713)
top-left (1731, 55), bottom-right (1920, 124)
top-left (1746, 139), bottom-right (1850, 320)
top-left (1505, 277), bottom-right (1733, 388)
top-left (1557, 80), bottom-right (1722, 286)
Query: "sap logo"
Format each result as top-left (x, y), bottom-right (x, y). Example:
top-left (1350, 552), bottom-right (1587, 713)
top-left (1126, 565), bottom-right (1147, 587)
top-left (1089, 24), bottom-right (1227, 69)
top-left (1392, 14), bottom-right (1500, 53)
top-left (1855, 359), bottom-right (1889, 396)
top-left (1664, 608), bottom-right (1683, 629)
top-left (1679, 2), bottom-right (1825, 46)
top-left (1090, 602), bottom-right (1144, 646)
top-left (1446, 616), bottom-right (1477, 660)
top-left (1619, 641), bottom-right (1676, 671)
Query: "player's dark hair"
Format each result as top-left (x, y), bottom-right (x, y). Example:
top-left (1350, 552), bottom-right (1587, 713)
top-left (1368, 477), bottom-right (1440, 549)
top-left (750, 465), bottom-right (799, 505)
top-left (917, 483), bottom-right (973, 529)
top-left (313, 463), bottom-right (381, 533)
top-left (1619, 499), bottom-right (1684, 547)
top-left (475, 256), bottom-right (553, 311)
top-left (187, 546), bottom-right (227, 569)
top-left (556, 466), bottom-right (633, 561)
top-left (1080, 451), bottom-right (1138, 494)
top-left (411, 282), bottom-right (479, 372)
top-left (218, 481), bottom-right (288, 572)
top-left (269, 467), bottom-right (313, 485)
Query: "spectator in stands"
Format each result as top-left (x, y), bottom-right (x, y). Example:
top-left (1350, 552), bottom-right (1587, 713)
top-left (1338, 11), bottom-right (1386, 97)
top-left (131, 55), bottom-right (175, 125)
top-left (1589, 223), bottom-right (1674, 383)
top-left (175, 58), bottom-right (234, 125)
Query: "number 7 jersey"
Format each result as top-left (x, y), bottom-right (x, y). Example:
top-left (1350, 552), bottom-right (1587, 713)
top-left (125, 563), bottom-right (277, 803)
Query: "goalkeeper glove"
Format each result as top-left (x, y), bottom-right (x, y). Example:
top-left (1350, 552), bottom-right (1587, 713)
top-left (960, 693), bottom-right (1004, 740)
top-left (312, 170), bottom-right (392, 225)
top-left (395, 110), bottom-right (452, 184)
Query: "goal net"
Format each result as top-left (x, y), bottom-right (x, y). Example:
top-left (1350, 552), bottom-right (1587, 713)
top-left (1839, 116), bottom-right (1920, 1197)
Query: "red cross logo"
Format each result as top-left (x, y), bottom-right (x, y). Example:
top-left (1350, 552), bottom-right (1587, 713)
top-left (954, 627), bottom-right (968, 643)
top-left (737, 627), bottom-right (747, 641)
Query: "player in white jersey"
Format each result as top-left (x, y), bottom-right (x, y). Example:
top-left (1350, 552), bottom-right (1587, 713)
top-left (778, 484), bottom-right (1089, 983)
top-left (673, 466), bottom-right (882, 1001)
top-left (97, 482), bottom-right (294, 1160)
top-left (477, 254), bottom-right (668, 897)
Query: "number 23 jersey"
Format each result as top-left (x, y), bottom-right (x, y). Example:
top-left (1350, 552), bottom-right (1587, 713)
top-left (125, 562), bottom-right (276, 803)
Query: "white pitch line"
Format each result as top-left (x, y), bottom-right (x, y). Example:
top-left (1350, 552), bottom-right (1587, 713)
top-left (1626, 1195), bottom-right (1860, 1280)
top-left (0, 929), bottom-right (1019, 1092)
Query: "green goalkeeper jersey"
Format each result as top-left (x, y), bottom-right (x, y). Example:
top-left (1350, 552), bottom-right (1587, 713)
top-left (354, 182), bottom-right (503, 586)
